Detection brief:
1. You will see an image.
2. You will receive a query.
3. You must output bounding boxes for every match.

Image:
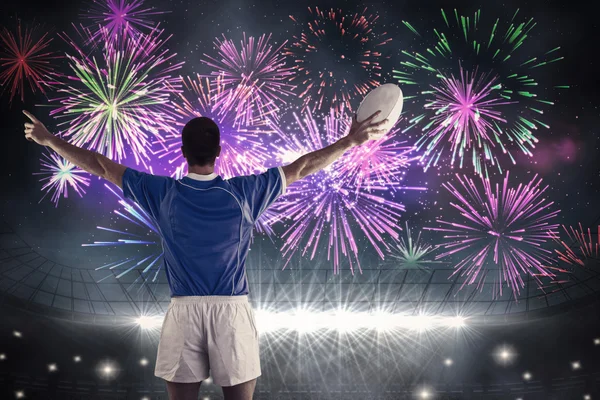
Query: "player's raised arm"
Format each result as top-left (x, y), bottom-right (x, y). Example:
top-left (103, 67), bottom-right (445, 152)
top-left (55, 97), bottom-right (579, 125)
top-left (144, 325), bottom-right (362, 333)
top-left (22, 110), bottom-right (127, 189)
top-left (281, 110), bottom-right (388, 186)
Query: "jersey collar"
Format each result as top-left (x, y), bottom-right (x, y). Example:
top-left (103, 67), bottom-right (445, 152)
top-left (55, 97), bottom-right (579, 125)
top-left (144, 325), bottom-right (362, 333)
top-left (186, 172), bottom-right (218, 181)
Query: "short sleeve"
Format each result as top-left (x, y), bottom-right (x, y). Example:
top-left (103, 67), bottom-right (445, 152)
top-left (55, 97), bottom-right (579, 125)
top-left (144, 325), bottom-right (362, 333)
top-left (227, 166), bottom-right (286, 223)
top-left (121, 168), bottom-right (172, 220)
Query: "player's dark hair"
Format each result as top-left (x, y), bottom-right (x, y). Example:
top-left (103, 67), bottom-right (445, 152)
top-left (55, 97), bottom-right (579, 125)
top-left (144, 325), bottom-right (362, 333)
top-left (181, 117), bottom-right (220, 167)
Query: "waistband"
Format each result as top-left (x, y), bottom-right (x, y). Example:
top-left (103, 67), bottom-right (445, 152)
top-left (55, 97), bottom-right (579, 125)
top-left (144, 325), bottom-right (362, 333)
top-left (170, 295), bottom-right (249, 304)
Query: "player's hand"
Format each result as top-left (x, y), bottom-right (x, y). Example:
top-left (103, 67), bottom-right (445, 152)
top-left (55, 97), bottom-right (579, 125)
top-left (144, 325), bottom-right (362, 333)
top-left (23, 110), bottom-right (55, 147)
top-left (345, 110), bottom-right (388, 146)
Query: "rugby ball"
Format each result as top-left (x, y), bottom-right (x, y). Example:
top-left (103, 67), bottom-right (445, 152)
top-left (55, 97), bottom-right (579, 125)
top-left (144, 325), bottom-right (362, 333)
top-left (356, 83), bottom-right (403, 134)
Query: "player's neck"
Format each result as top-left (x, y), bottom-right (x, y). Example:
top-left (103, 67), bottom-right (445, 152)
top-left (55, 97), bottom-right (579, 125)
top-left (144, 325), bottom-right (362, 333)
top-left (188, 165), bottom-right (215, 176)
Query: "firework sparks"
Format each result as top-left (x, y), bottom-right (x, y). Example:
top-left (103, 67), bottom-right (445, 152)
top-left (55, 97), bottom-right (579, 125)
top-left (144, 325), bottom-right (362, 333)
top-left (49, 25), bottom-right (183, 169)
top-left (411, 66), bottom-right (520, 177)
top-left (269, 106), bottom-right (422, 192)
top-left (253, 207), bottom-right (281, 239)
top-left (426, 172), bottom-right (560, 298)
top-left (82, 0), bottom-right (166, 44)
top-left (83, 183), bottom-right (163, 284)
top-left (270, 109), bottom-right (406, 274)
top-left (337, 126), bottom-right (422, 192)
top-left (0, 20), bottom-right (60, 103)
top-left (202, 33), bottom-right (296, 126)
top-left (386, 222), bottom-right (442, 270)
top-left (285, 6), bottom-right (392, 115)
top-left (395, 8), bottom-right (566, 176)
top-left (552, 224), bottom-right (600, 268)
top-left (157, 74), bottom-right (275, 180)
top-left (32, 149), bottom-right (91, 207)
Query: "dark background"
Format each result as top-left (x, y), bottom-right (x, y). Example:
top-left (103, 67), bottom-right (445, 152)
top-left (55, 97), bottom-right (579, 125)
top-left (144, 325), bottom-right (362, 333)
top-left (1, 0), bottom-right (599, 398)
top-left (0, 0), bottom-right (598, 269)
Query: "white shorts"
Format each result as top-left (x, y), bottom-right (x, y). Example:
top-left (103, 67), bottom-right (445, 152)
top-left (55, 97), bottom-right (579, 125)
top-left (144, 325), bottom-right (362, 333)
top-left (154, 295), bottom-right (261, 386)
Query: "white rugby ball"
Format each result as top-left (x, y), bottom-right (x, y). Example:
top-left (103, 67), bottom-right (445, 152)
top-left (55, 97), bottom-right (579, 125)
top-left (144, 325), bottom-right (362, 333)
top-left (356, 83), bottom-right (403, 134)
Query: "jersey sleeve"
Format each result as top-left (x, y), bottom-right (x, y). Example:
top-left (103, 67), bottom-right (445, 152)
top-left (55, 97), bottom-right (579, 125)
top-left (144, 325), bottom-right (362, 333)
top-left (228, 166), bottom-right (287, 223)
top-left (121, 167), bottom-right (172, 220)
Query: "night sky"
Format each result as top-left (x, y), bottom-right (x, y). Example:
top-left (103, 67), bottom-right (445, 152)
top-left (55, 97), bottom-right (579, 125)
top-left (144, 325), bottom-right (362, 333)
top-left (1, 0), bottom-right (598, 292)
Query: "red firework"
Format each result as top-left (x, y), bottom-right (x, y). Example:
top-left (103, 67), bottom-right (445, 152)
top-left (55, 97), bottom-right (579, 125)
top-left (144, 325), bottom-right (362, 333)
top-left (552, 224), bottom-right (600, 268)
top-left (0, 20), bottom-right (60, 103)
top-left (285, 6), bottom-right (392, 115)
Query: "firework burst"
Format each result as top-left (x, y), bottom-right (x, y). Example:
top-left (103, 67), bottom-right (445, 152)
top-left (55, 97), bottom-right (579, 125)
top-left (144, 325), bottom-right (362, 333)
top-left (270, 108), bottom-right (406, 274)
top-left (82, 0), bottom-right (166, 44)
top-left (201, 33), bottom-right (295, 126)
top-left (426, 172), bottom-right (560, 298)
top-left (83, 183), bottom-right (163, 284)
top-left (552, 224), bottom-right (600, 269)
top-left (0, 20), bottom-right (60, 103)
top-left (337, 126), bottom-right (422, 192)
top-left (269, 106), bottom-right (421, 192)
top-left (395, 8), bottom-right (566, 176)
top-left (386, 222), bottom-right (442, 270)
top-left (49, 25), bottom-right (183, 169)
top-left (156, 74), bottom-right (275, 180)
top-left (285, 6), bottom-right (392, 115)
top-left (411, 66), bottom-right (519, 177)
top-left (32, 149), bottom-right (91, 207)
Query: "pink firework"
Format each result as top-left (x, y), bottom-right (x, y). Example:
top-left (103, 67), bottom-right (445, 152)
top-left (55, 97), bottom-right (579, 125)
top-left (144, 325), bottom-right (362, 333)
top-left (82, 0), bottom-right (166, 44)
top-left (202, 33), bottom-right (296, 126)
top-left (270, 109), bottom-right (406, 274)
top-left (32, 150), bottom-right (91, 207)
top-left (337, 126), bottom-right (422, 192)
top-left (268, 106), bottom-right (421, 192)
top-left (412, 66), bottom-right (519, 177)
top-left (285, 6), bottom-right (392, 115)
top-left (157, 74), bottom-right (275, 180)
top-left (426, 172), bottom-right (560, 298)
top-left (0, 20), bottom-right (60, 103)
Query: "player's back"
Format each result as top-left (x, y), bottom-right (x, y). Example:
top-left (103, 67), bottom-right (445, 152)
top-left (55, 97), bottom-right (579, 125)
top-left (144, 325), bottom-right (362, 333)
top-left (121, 167), bottom-right (286, 297)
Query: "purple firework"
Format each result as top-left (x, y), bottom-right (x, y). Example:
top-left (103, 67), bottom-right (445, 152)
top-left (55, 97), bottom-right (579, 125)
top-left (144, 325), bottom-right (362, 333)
top-left (201, 33), bottom-right (296, 126)
top-left (32, 149), bottom-right (91, 207)
top-left (412, 66), bottom-right (519, 177)
top-left (269, 106), bottom-right (422, 192)
top-left (155, 74), bottom-right (275, 180)
top-left (337, 127), bottom-right (422, 192)
top-left (396, 8), bottom-right (565, 177)
top-left (426, 172), bottom-right (560, 298)
top-left (270, 109), bottom-right (406, 274)
top-left (82, 0), bottom-right (166, 44)
top-left (49, 25), bottom-right (183, 170)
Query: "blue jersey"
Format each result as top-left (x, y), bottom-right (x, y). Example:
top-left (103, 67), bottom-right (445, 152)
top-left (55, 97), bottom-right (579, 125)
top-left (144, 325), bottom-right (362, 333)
top-left (121, 167), bottom-right (286, 296)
